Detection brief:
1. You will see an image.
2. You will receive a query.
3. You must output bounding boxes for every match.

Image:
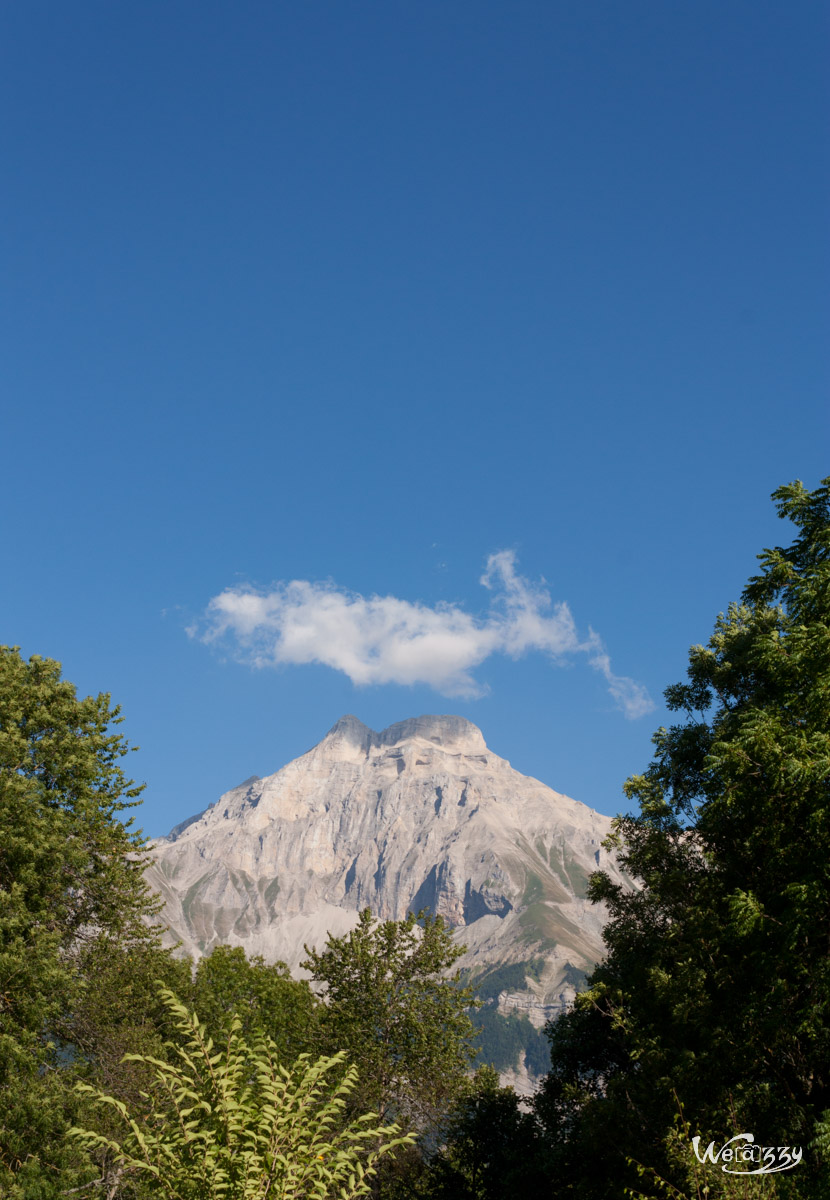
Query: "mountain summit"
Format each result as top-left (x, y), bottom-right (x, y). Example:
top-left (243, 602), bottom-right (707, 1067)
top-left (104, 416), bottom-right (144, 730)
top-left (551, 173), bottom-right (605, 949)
top-left (146, 715), bottom-right (624, 1087)
top-left (323, 713), bottom-right (487, 754)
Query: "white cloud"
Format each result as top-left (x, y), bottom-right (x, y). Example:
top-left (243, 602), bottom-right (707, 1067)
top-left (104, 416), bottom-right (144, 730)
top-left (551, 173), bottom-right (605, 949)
top-left (586, 645), bottom-right (655, 721)
top-left (193, 552), bottom-right (654, 718)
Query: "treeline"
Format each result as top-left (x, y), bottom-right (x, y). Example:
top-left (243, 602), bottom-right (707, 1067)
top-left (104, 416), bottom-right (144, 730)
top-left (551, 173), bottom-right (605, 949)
top-left (2, 478), bottom-right (829, 1198)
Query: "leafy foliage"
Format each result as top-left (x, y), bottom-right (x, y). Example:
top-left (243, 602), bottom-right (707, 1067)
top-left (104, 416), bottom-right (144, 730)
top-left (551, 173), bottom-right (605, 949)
top-left (538, 478), bottom-right (830, 1197)
top-left (72, 987), bottom-right (415, 1200)
top-left (190, 944), bottom-right (320, 1061)
top-left (0, 647), bottom-right (165, 1195)
top-left (419, 1067), bottom-right (550, 1200)
top-left (302, 909), bottom-right (477, 1131)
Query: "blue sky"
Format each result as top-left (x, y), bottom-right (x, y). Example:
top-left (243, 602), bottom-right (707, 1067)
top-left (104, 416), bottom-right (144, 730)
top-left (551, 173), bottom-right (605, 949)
top-left (2, 2), bottom-right (827, 836)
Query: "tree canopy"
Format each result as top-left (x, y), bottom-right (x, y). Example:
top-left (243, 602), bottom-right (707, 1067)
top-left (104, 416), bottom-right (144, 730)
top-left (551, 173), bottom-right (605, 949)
top-left (190, 944), bottom-right (320, 1062)
top-left (420, 1066), bottom-right (549, 1200)
top-left (0, 648), bottom-right (166, 1196)
top-left (538, 478), bottom-right (830, 1197)
top-left (302, 908), bottom-right (478, 1132)
top-left (72, 987), bottom-right (415, 1200)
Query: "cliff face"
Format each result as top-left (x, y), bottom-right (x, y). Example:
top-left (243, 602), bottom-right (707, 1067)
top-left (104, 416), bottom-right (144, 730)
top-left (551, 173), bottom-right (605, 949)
top-left (146, 714), bottom-right (623, 1085)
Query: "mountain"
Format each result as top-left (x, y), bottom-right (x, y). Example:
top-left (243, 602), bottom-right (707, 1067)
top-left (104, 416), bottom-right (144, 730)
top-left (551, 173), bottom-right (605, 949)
top-left (145, 714), bottom-right (624, 1089)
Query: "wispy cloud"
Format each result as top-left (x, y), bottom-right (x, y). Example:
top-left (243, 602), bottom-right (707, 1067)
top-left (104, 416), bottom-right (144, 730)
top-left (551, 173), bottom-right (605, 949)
top-left (191, 552), bottom-right (653, 719)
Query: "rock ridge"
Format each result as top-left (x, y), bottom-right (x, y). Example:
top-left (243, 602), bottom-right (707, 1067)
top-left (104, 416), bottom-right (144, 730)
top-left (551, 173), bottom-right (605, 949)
top-left (321, 713), bottom-right (488, 755)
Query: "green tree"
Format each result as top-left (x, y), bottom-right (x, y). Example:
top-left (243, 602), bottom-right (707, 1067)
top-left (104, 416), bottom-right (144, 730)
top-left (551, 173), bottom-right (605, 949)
top-left (538, 478), bottom-right (830, 1198)
top-left (0, 647), bottom-right (165, 1196)
top-left (302, 909), bottom-right (477, 1131)
top-left (71, 987), bottom-right (415, 1200)
top-left (190, 944), bottom-right (320, 1061)
top-left (64, 936), bottom-right (193, 1197)
top-left (420, 1067), bottom-right (550, 1200)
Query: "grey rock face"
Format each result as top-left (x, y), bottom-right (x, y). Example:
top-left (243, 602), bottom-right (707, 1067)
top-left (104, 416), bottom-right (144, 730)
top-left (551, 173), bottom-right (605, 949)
top-left (146, 714), bottom-right (623, 1086)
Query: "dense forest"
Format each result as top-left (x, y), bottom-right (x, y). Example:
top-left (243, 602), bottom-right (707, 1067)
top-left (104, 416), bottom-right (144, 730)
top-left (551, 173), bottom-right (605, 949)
top-left (2, 478), bottom-right (828, 1198)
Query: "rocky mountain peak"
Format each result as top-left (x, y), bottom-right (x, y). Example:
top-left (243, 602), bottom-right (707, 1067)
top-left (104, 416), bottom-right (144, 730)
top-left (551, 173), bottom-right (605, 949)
top-left (145, 714), bottom-right (623, 1092)
top-left (322, 714), bottom-right (375, 753)
top-left (376, 714), bottom-right (487, 752)
top-left (321, 713), bottom-right (487, 756)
